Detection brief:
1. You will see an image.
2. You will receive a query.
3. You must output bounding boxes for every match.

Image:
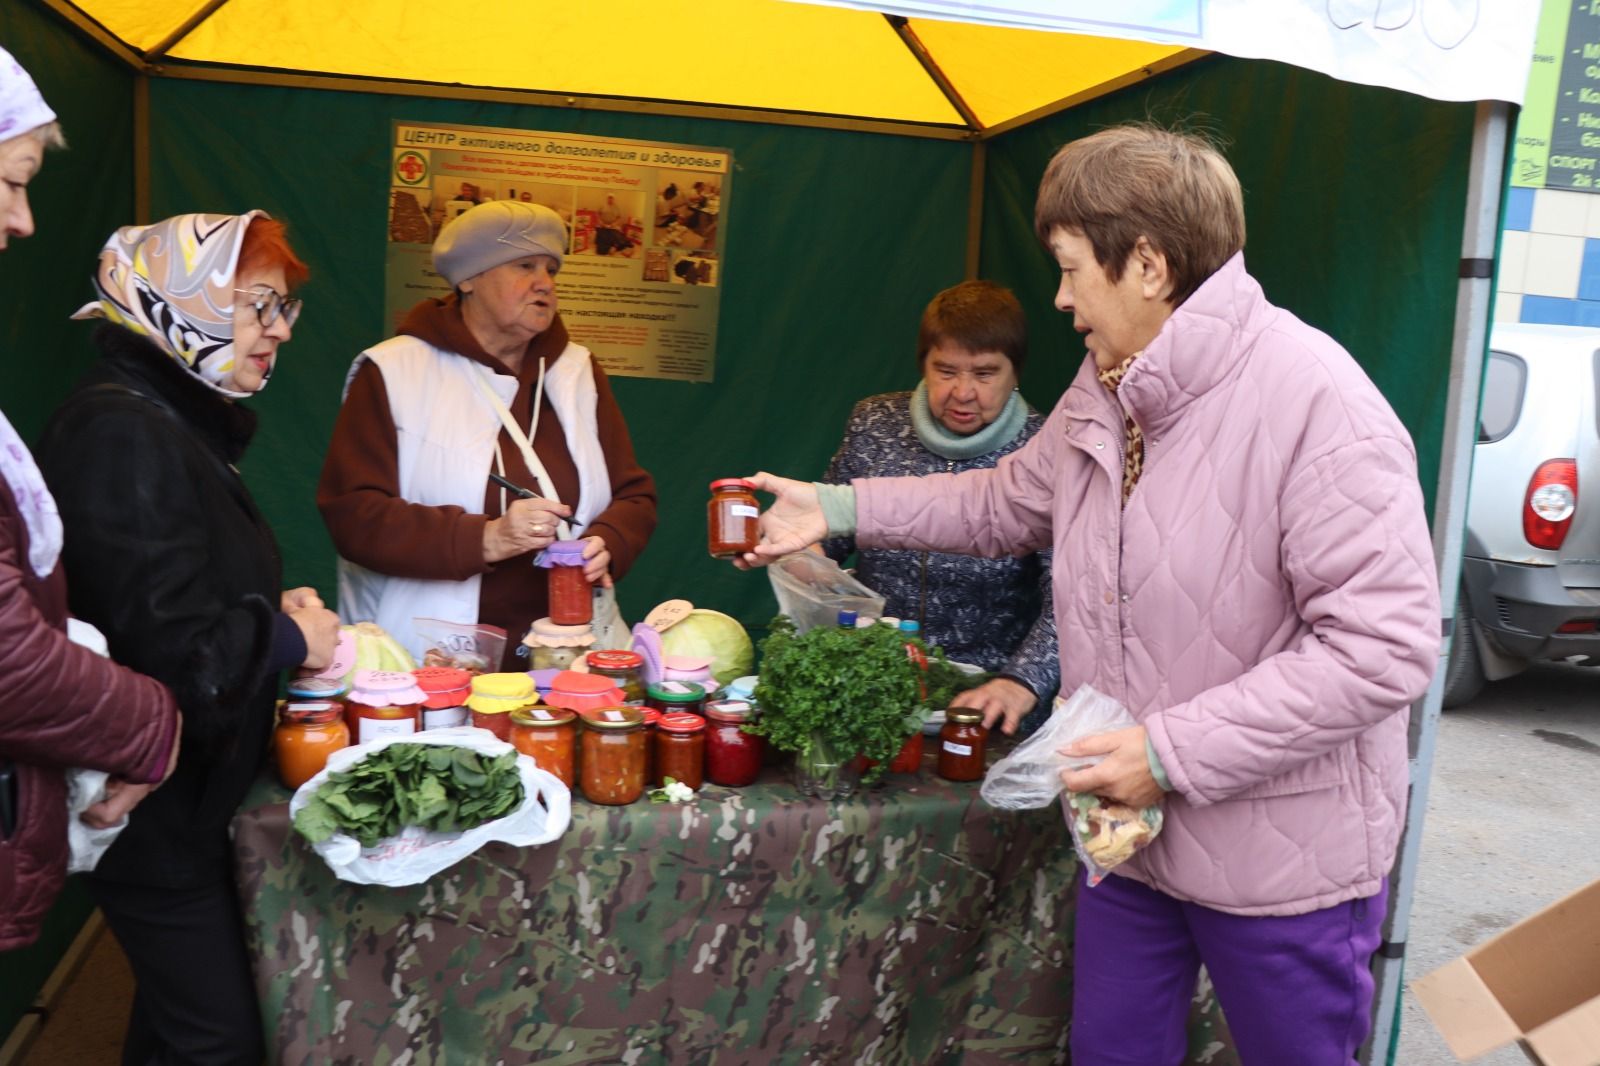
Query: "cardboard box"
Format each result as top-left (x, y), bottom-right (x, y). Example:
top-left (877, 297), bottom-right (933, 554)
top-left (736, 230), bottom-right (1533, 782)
top-left (1410, 877), bottom-right (1600, 1065)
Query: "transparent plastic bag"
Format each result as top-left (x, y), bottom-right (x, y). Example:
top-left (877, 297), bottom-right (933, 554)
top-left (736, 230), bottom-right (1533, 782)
top-left (980, 684), bottom-right (1163, 885)
top-left (413, 618), bottom-right (507, 673)
top-left (767, 552), bottom-right (886, 634)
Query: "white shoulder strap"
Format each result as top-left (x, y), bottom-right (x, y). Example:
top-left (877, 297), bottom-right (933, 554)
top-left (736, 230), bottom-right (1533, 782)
top-left (468, 363), bottom-right (573, 541)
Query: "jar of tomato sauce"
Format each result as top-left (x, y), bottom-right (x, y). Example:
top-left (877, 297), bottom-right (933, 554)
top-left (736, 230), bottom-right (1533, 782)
top-left (645, 681), bottom-right (707, 717)
top-left (413, 666), bottom-right (472, 730)
top-left (704, 699), bottom-right (762, 787)
top-left (467, 672), bottom-right (540, 742)
top-left (510, 705), bottom-right (577, 787)
top-left (580, 705), bottom-right (647, 805)
top-left (641, 707), bottom-right (661, 786)
top-left (937, 708), bottom-right (988, 782)
top-left (347, 670), bottom-right (425, 744)
top-left (707, 478), bottom-right (760, 558)
top-left (585, 649), bottom-right (645, 703)
top-left (655, 712), bottom-right (706, 790)
top-left (274, 702), bottom-right (350, 789)
top-left (541, 540), bottom-right (592, 626)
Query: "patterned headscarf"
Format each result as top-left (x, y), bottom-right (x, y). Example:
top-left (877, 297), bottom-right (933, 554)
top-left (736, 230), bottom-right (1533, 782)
top-left (0, 46), bottom-right (56, 141)
top-left (71, 211), bottom-right (269, 399)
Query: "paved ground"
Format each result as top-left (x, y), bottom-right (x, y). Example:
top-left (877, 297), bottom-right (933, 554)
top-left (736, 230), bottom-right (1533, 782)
top-left (1393, 660), bottom-right (1600, 1065)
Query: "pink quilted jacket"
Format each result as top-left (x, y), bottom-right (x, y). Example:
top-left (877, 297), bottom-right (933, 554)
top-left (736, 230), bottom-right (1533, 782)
top-left (856, 253), bottom-right (1440, 916)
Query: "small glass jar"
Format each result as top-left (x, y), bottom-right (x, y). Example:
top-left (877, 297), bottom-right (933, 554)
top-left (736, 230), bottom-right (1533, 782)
top-left (585, 649), bottom-right (645, 703)
top-left (937, 708), bottom-right (988, 782)
top-left (274, 701), bottom-right (350, 789)
top-left (580, 705), bottom-right (648, 805)
top-left (467, 672), bottom-right (540, 742)
top-left (510, 705), bottom-right (577, 787)
top-left (286, 676), bottom-right (347, 740)
top-left (645, 681), bottom-right (707, 717)
top-left (413, 666), bottom-right (472, 730)
top-left (641, 707), bottom-right (661, 786)
top-left (704, 699), bottom-right (762, 787)
top-left (522, 617), bottom-right (596, 672)
top-left (541, 540), bottom-right (593, 626)
top-left (545, 670), bottom-right (628, 716)
top-left (347, 670), bottom-right (425, 744)
top-left (655, 712), bottom-right (706, 790)
top-left (707, 478), bottom-right (760, 558)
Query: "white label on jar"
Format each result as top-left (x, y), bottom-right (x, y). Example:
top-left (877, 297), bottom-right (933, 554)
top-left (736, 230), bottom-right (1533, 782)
top-left (730, 504), bottom-right (759, 518)
top-left (942, 741), bottom-right (973, 756)
top-left (423, 707), bottom-right (467, 730)
top-left (604, 709), bottom-right (625, 721)
top-left (360, 718), bottom-right (418, 743)
top-left (661, 682), bottom-right (690, 694)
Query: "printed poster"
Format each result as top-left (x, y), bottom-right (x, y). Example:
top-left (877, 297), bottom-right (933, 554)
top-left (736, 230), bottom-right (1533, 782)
top-left (387, 122), bottom-right (730, 382)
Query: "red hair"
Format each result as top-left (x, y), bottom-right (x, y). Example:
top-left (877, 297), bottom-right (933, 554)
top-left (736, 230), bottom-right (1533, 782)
top-left (238, 217), bottom-right (310, 290)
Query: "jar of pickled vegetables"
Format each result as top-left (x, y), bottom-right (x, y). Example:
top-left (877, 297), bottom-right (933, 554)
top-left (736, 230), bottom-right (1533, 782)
top-left (937, 708), bottom-right (988, 782)
top-left (541, 540), bottom-right (592, 626)
top-left (704, 699), bottom-right (761, 787)
top-left (510, 705), bottom-right (577, 787)
top-left (585, 649), bottom-right (645, 702)
top-left (467, 672), bottom-right (540, 742)
top-left (413, 666), bottom-right (471, 730)
top-left (579, 705), bottom-right (647, 805)
top-left (274, 701), bottom-right (350, 789)
top-left (521, 617), bottom-right (595, 672)
top-left (655, 712), bottom-right (706, 790)
top-left (645, 681), bottom-right (707, 717)
top-left (707, 478), bottom-right (760, 558)
top-left (347, 670), bottom-right (425, 744)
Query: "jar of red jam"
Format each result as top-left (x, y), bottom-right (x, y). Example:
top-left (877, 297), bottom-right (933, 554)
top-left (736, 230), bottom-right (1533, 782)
top-left (274, 701), bottom-right (350, 789)
top-left (937, 708), bottom-right (988, 782)
top-left (707, 478), bottom-right (760, 559)
top-left (413, 666), bottom-right (472, 730)
top-left (510, 705), bottom-right (577, 787)
top-left (580, 705), bottom-right (647, 805)
top-left (347, 670), bottom-right (425, 744)
top-left (467, 672), bottom-right (540, 742)
top-left (645, 681), bottom-right (707, 717)
top-left (641, 707), bottom-right (661, 786)
top-left (704, 699), bottom-right (762, 787)
top-left (585, 649), bottom-right (645, 703)
top-left (655, 712), bottom-right (706, 790)
top-left (541, 540), bottom-right (593, 626)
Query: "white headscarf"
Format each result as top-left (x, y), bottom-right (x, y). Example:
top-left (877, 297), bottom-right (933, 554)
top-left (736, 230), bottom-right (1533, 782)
top-left (0, 46), bottom-right (55, 141)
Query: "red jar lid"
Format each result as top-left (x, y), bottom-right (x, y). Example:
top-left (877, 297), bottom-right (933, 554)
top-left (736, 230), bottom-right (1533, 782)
top-left (640, 708), bottom-right (661, 726)
top-left (709, 478), bottom-right (756, 492)
top-left (658, 712), bottom-right (707, 734)
top-left (586, 650), bottom-right (643, 671)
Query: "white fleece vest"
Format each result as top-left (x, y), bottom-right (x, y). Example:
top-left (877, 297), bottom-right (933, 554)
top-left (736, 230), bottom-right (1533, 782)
top-left (335, 335), bottom-right (611, 660)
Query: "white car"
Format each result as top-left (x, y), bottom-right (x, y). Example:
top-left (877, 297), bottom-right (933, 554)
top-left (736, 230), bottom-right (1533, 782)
top-left (1446, 323), bottom-right (1600, 705)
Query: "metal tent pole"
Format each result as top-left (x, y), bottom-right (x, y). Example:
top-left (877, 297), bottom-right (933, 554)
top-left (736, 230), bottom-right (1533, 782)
top-left (1360, 97), bottom-right (1511, 1066)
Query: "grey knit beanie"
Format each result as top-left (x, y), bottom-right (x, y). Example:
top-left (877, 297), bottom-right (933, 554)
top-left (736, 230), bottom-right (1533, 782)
top-left (432, 201), bottom-right (566, 285)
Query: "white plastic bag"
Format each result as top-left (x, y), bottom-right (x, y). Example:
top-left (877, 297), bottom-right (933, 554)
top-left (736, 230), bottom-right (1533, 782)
top-left (767, 552), bottom-right (886, 633)
top-left (65, 768), bottom-right (125, 874)
top-left (287, 728), bottom-right (571, 886)
top-left (980, 684), bottom-right (1163, 885)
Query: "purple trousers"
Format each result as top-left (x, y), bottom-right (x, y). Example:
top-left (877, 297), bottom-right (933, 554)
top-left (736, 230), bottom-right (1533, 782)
top-left (1071, 870), bottom-right (1388, 1066)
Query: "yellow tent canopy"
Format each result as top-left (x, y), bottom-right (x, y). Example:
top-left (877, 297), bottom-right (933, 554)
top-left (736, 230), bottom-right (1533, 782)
top-left (44, 0), bottom-right (1196, 137)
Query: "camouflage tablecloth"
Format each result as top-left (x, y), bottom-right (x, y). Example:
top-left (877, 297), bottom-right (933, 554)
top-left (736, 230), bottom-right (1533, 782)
top-left (233, 762), bottom-right (1239, 1065)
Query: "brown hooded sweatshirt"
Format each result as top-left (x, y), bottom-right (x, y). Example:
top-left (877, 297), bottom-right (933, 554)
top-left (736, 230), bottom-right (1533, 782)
top-left (317, 297), bottom-right (657, 667)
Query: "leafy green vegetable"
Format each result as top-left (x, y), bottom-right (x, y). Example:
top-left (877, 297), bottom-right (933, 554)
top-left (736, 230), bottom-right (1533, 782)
top-left (923, 655), bottom-right (994, 709)
top-left (293, 744), bottom-right (525, 848)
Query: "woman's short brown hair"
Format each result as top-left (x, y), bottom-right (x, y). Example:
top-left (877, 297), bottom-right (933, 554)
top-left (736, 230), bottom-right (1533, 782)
top-left (1033, 124), bottom-right (1245, 306)
top-left (917, 280), bottom-right (1027, 375)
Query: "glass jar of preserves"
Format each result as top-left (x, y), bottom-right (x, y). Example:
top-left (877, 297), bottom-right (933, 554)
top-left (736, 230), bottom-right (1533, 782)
top-left (274, 701), bottom-right (350, 789)
top-left (347, 670), bottom-right (425, 744)
top-left (510, 705), bottom-right (577, 787)
top-left (521, 617), bottom-right (596, 672)
top-left (467, 672), bottom-right (540, 743)
top-left (413, 666), bottom-right (472, 730)
top-left (707, 478), bottom-right (760, 559)
top-left (704, 699), bottom-right (762, 787)
top-left (585, 649), bottom-right (645, 703)
top-left (645, 681), bottom-right (707, 717)
top-left (641, 707), bottom-right (661, 786)
top-left (580, 705), bottom-right (647, 805)
top-left (540, 540), bottom-right (593, 626)
top-left (545, 670), bottom-right (628, 716)
top-left (655, 712), bottom-right (706, 790)
top-left (937, 708), bottom-right (988, 782)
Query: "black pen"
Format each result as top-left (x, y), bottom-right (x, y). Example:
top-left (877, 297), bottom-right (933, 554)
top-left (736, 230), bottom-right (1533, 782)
top-left (489, 472), bottom-right (539, 500)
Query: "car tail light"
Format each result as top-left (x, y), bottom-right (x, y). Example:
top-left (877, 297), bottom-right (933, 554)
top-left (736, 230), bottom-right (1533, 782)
top-left (1557, 619), bottom-right (1599, 633)
top-left (1524, 459), bottom-right (1578, 550)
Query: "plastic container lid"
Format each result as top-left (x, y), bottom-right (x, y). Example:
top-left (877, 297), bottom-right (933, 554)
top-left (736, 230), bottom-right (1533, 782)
top-left (662, 654), bottom-right (712, 673)
top-left (287, 676), bottom-right (347, 699)
top-left (658, 712), bottom-right (707, 734)
top-left (466, 671), bottom-right (539, 713)
top-left (646, 681), bottom-right (707, 703)
top-left (580, 705), bottom-right (645, 730)
top-left (539, 540), bottom-right (588, 567)
top-left (705, 699), bottom-right (753, 723)
top-left (722, 675), bottom-right (758, 701)
top-left (587, 649), bottom-right (643, 671)
top-left (838, 610), bottom-right (858, 627)
top-left (510, 705), bottom-right (575, 727)
top-left (349, 670), bottom-right (426, 706)
top-left (279, 700), bottom-right (343, 725)
top-left (898, 619), bottom-right (921, 634)
top-left (709, 478), bottom-right (756, 491)
top-left (413, 666), bottom-right (472, 708)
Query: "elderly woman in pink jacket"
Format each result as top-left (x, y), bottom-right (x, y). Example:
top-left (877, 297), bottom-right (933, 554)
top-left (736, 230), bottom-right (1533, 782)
top-left (737, 124), bottom-right (1440, 1066)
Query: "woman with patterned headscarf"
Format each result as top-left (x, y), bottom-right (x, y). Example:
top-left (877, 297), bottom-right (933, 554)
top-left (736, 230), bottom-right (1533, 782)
top-left (35, 212), bottom-right (340, 1064)
top-left (0, 48), bottom-right (182, 956)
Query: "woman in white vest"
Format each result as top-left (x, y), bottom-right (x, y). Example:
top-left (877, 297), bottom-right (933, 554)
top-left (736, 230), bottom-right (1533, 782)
top-left (318, 201), bottom-right (658, 666)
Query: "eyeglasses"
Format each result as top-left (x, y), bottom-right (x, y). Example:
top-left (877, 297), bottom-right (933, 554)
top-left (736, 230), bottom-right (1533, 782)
top-left (233, 286), bottom-right (303, 328)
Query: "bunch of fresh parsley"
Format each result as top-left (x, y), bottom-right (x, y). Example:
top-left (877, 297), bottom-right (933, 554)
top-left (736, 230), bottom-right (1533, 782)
top-left (293, 744), bottom-right (525, 848)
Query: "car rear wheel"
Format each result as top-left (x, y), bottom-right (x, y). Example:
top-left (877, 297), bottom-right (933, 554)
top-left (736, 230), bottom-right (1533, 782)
top-left (1442, 590), bottom-right (1486, 709)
